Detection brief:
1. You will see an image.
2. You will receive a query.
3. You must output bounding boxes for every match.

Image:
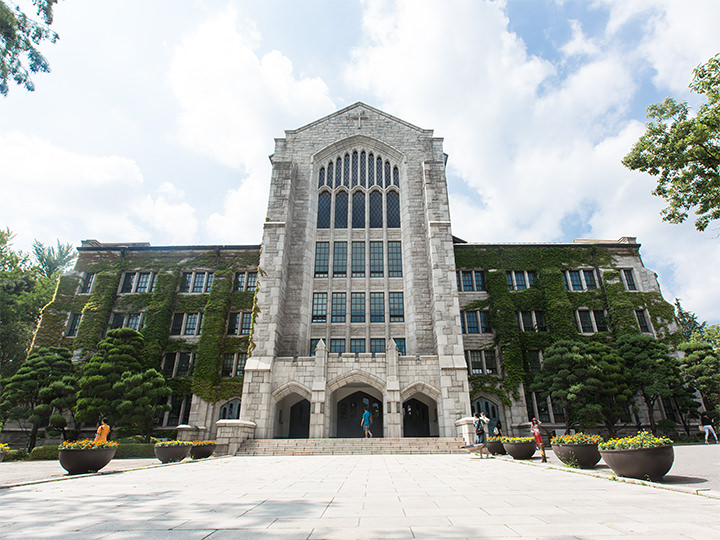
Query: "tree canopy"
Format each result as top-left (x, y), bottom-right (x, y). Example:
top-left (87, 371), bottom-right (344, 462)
top-left (623, 53), bottom-right (720, 231)
top-left (0, 0), bottom-right (59, 96)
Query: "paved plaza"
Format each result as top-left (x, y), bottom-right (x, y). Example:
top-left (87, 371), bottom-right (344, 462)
top-left (1, 445), bottom-right (719, 539)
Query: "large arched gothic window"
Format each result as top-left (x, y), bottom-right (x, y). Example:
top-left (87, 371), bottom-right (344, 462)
top-left (317, 191), bottom-right (331, 228)
top-left (220, 398), bottom-right (242, 420)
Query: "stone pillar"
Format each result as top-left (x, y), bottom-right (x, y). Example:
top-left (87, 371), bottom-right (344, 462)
top-left (176, 424), bottom-right (203, 442)
top-left (215, 419), bottom-right (256, 455)
top-left (385, 339), bottom-right (402, 437)
top-left (310, 339), bottom-right (327, 438)
top-left (455, 417), bottom-right (475, 446)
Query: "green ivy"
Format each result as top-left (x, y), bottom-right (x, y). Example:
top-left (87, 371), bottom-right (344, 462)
top-left (74, 271), bottom-right (121, 355)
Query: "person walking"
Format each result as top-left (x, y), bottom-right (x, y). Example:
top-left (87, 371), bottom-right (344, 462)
top-left (361, 407), bottom-right (373, 438)
top-left (474, 412), bottom-right (491, 458)
top-left (494, 418), bottom-right (503, 437)
top-left (700, 412), bottom-right (718, 444)
top-left (530, 417), bottom-right (547, 462)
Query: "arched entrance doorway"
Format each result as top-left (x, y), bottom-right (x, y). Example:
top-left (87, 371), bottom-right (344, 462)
top-left (402, 398), bottom-right (429, 437)
top-left (288, 399), bottom-right (310, 439)
top-left (472, 397), bottom-right (501, 435)
top-left (337, 391), bottom-right (383, 438)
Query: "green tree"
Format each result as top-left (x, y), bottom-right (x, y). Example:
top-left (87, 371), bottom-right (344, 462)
top-left (0, 346), bottom-right (76, 450)
top-left (623, 53), bottom-right (720, 231)
top-left (32, 239), bottom-right (76, 278)
top-left (674, 299), bottom-right (706, 341)
top-left (690, 323), bottom-right (720, 350)
top-left (678, 341), bottom-right (720, 417)
top-left (0, 0), bottom-right (59, 96)
top-left (75, 328), bottom-right (145, 427)
top-left (616, 334), bottom-right (683, 434)
top-left (114, 369), bottom-right (171, 443)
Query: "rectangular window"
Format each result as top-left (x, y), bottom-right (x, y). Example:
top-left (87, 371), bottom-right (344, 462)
top-left (235, 272), bottom-right (245, 291)
top-left (577, 310), bottom-right (594, 333)
top-left (176, 352), bottom-right (192, 377)
top-left (135, 272), bottom-right (151, 293)
top-left (526, 271), bottom-right (536, 288)
top-left (456, 272), bottom-right (462, 292)
top-left (192, 272), bottom-right (205, 293)
top-left (461, 271), bottom-right (473, 291)
top-left (484, 350), bottom-right (497, 374)
top-left (222, 353), bottom-right (234, 377)
top-left (246, 271), bottom-right (257, 291)
top-left (110, 312), bottom-right (124, 330)
top-left (351, 242), bottom-right (365, 277)
top-left (561, 272), bottom-right (569, 290)
top-left (535, 311), bottom-right (547, 332)
top-left (465, 311), bottom-right (479, 333)
top-left (370, 338), bottom-right (385, 355)
top-left (514, 271), bottom-right (526, 290)
top-left (623, 269), bottom-right (637, 291)
top-left (370, 292), bottom-right (384, 322)
top-left (240, 313), bottom-right (252, 335)
top-left (205, 273), bottom-right (214, 292)
top-left (331, 293), bottom-right (346, 323)
top-left (235, 353), bottom-right (247, 376)
top-left (180, 272), bottom-right (192, 293)
top-left (120, 272), bottom-right (135, 293)
top-left (330, 339), bottom-right (345, 354)
top-left (479, 311), bottom-right (491, 333)
top-left (66, 313), bottom-right (82, 337)
top-left (369, 241), bottom-right (383, 277)
top-left (389, 292), bottom-right (404, 322)
top-left (506, 271), bottom-right (514, 291)
top-left (521, 311), bottom-right (534, 331)
top-left (475, 271), bottom-right (486, 291)
top-left (593, 310), bottom-right (608, 332)
top-left (312, 293), bottom-right (327, 323)
top-left (394, 338), bottom-right (406, 356)
top-left (126, 313), bottom-right (141, 330)
top-left (333, 242), bottom-right (347, 277)
top-left (350, 339), bottom-right (366, 354)
top-left (170, 313), bottom-right (184, 335)
top-left (314, 242), bottom-right (330, 278)
top-left (468, 350), bottom-right (483, 375)
top-left (636, 309), bottom-right (651, 333)
top-left (351, 292), bottom-right (365, 322)
top-left (228, 313), bottom-right (240, 335)
top-left (387, 241), bottom-right (402, 277)
top-left (79, 273), bottom-right (95, 294)
top-left (163, 353), bottom-right (176, 377)
top-left (583, 270), bottom-right (597, 289)
top-left (527, 350), bottom-right (541, 372)
top-left (184, 313), bottom-right (200, 335)
top-left (568, 270), bottom-right (583, 291)
top-left (310, 338), bottom-right (320, 356)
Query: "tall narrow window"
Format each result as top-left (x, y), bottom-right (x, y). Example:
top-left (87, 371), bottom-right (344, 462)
top-left (66, 313), bottom-right (82, 337)
top-left (126, 313), bottom-right (141, 330)
top-left (369, 191), bottom-right (383, 228)
top-left (480, 311), bottom-right (491, 333)
top-left (335, 157), bottom-right (342, 188)
top-left (456, 272), bottom-right (462, 291)
top-left (170, 313), bottom-right (184, 335)
top-left (593, 310), bottom-right (608, 332)
top-left (192, 273), bottom-right (205, 293)
top-left (370, 292), bottom-right (384, 322)
top-left (310, 339), bottom-right (320, 356)
top-left (343, 154), bottom-right (350, 187)
top-left (393, 166), bottom-right (399, 187)
top-left (369, 241), bottom-right (383, 277)
top-left (334, 191), bottom-right (348, 228)
top-left (577, 310), bottom-right (594, 333)
top-left (327, 161), bottom-right (334, 187)
top-left (387, 241), bottom-right (402, 277)
top-left (514, 272), bottom-right (526, 290)
top-left (235, 272), bottom-right (246, 291)
top-left (351, 292), bottom-right (365, 322)
top-left (389, 292), bottom-right (404, 322)
top-left (583, 270), bottom-right (597, 289)
top-left (184, 313), bottom-right (200, 335)
top-left (314, 242), bottom-right (329, 278)
top-left (163, 353), bottom-right (176, 377)
top-left (484, 350), bottom-right (498, 374)
top-left (318, 167), bottom-right (325, 188)
top-left (240, 313), bottom-right (252, 335)
top-left (636, 309), bottom-right (651, 333)
top-left (386, 191), bottom-right (400, 228)
top-left (527, 271), bottom-right (536, 288)
top-left (79, 273), bottom-right (95, 294)
top-left (468, 351), bottom-right (483, 375)
top-left (475, 271), bottom-right (486, 291)
top-left (384, 161), bottom-right (391, 188)
top-left (120, 273), bottom-right (135, 293)
top-left (352, 151), bottom-right (358, 187)
top-left (568, 270), bottom-right (583, 291)
top-left (246, 272), bottom-right (257, 291)
top-left (368, 153), bottom-right (375, 185)
top-left (331, 293), bottom-right (346, 323)
top-left (235, 353), bottom-right (247, 376)
top-left (360, 151), bottom-right (366, 187)
top-left (176, 352), bottom-right (192, 376)
top-left (317, 192), bottom-right (331, 228)
top-left (110, 313), bottom-right (124, 329)
top-left (222, 353), bottom-right (234, 376)
top-left (352, 191), bottom-right (365, 228)
top-left (376, 157), bottom-right (383, 188)
top-left (136, 272), bottom-right (152, 293)
top-left (227, 313), bottom-right (240, 335)
top-left (465, 311), bottom-right (479, 333)
top-left (623, 269), bottom-right (637, 291)
top-left (333, 242), bottom-right (347, 277)
top-left (312, 293), bottom-right (327, 323)
top-left (394, 338), bottom-right (406, 355)
top-left (351, 241), bottom-right (365, 277)
top-left (461, 271), bottom-right (473, 291)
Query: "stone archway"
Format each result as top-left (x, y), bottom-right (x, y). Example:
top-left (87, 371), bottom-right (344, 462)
top-left (336, 391), bottom-right (383, 438)
top-left (273, 382), bottom-right (312, 439)
top-left (471, 396), bottom-right (501, 435)
top-left (402, 398), bottom-right (430, 437)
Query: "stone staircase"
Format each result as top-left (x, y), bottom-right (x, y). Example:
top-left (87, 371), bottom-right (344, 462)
top-left (234, 437), bottom-right (468, 456)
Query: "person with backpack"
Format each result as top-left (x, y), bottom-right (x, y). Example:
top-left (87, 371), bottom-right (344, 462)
top-left (474, 412), bottom-right (491, 458)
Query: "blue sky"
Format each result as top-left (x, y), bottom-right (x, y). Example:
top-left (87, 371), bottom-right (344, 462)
top-left (2, 0), bottom-right (720, 324)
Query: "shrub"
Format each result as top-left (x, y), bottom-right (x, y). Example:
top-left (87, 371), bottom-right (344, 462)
top-left (599, 431), bottom-right (673, 450)
top-left (115, 435), bottom-right (159, 444)
top-left (0, 443), bottom-right (9, 452)
top-left (551, 433), bottom-right (603, 445)
top-left (4, 449), bottom-right (29, 461)
top-left (30, 445), bottom-right (59, 460)
top-left (114, 443), bottom-right (155, 459)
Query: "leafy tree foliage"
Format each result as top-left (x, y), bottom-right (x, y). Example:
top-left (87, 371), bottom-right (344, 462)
top-left (616, 334), bottom-right (684, 434)
top-left (690, 323), bottom-right (720, 351)
top-left (678, 341), bottom-right (720, 418)
top-left (0, 0), bottom-right (59, 96)
top-left (623, 53), bottom-right (720, 231)
top-left (0, 346), bottom-right (76, 450)
top-left (114, 369), bottom-right (170, 443)
top-left (536, 340), bottom-right (635, 436)
top-left (674, 299), bottom-right (706, 341)
top-left (32, 239), bottom-right (76, 278)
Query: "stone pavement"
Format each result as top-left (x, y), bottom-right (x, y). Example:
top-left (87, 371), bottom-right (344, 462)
top-left (1, 445), bottom-right (719, 539)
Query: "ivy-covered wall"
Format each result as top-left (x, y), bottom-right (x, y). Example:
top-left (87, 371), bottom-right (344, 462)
top-left (33, 244), bottom-right (260, 404)
top-left (455, 243), bottom-right (680, 403)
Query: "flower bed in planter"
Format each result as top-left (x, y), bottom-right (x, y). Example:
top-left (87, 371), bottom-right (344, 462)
top-left (190, 441), bottom-right (217, 459)
top-left (58, 440), bottom-right (119, 475)
top-left (154, 441), bottom-right (192, 463)
top-left (500, 437), bottom-right (536, 460)
top-left (599, 431), bottom-right (674, 481)
top-left (550, 433), bottom-right (603, 469)
top-left (486, 436), bottom-right (506, 455)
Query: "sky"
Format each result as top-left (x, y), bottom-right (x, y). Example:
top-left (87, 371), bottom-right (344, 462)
top-left (2, 0), bottom-right (720, 324)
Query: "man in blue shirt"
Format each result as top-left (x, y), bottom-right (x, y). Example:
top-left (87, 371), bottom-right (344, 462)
top-left (361, 407), bottom-right (373, 438)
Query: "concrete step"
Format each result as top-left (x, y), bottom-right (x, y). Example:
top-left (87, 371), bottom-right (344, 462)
top-left (235, 437), bottom-right (467, 456)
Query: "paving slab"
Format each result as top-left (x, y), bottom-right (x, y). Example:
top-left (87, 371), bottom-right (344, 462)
top-left (0, 445), bottom-right (719, 539)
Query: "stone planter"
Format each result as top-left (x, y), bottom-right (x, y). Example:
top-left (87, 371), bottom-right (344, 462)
top-left (552, 443), bottom-right (601, 469)
top-left (486, 440), bottom-right (506, 455)
top-left (599, 445), bottom-right (674, 481)
top-left (190, 444), bottom-right (217, 459)
top-left (502, 441), bottom-right (536, 460)
top-left (154, 445), bottom-right (191, 463)
top-left (58, 447), bottom-right (117, 475)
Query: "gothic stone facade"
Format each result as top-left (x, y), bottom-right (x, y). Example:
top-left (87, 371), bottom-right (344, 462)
top-left (31, 103), bottom-right (679, 443)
